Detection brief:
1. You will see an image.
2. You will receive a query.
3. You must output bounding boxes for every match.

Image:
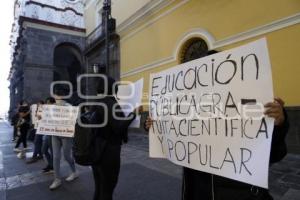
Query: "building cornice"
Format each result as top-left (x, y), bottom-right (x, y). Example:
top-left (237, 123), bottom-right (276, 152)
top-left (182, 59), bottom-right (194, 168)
top-left (25, 0), bottom-right (83, 16)
top-left (19, 16), bottom-right (86, 33)
top-left (121, 12), bottom-right (300, 78)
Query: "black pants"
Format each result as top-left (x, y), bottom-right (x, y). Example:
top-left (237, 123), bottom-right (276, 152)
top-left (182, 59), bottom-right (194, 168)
top-left (182, 168), bottom-right (273, 200)
top-left (13, 126), bottom-right (18, 140)
top-left (182, 168), bottom-right (212, 200)
top-left (42, 136), bottom-right (53, 168)
top-left (33, 133), bottom-right (43, 157)
top-left (92, 145), bottom-right (121, 200)
top-left (214, 186), bottom-right (273, 200)
top-left (15, 124), bottom-right (29, 148)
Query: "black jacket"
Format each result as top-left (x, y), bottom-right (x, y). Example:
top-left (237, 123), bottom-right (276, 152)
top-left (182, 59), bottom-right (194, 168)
top-left (93, 96), bottom-right (136, 145)
top-left (11, 113), bottom-right (19, 126)
top-left (93, 76), bottom-right (136, 145)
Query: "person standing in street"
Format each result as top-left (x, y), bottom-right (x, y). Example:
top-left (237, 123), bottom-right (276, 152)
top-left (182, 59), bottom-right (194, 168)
top-left (91, 75), bottom-right (142, 200)
top-left (144, 97), bottom-right (288, 200)
top-left (10, 108), bottom-right (19, 142)
top-left (27, 100), bottom-right (45, 164)
top-left (41, 97), bottom-right (55, 174)
top-left (49, 86), bottom-right (78, 190)
top-left (14, 100), bottom-right (30, 152)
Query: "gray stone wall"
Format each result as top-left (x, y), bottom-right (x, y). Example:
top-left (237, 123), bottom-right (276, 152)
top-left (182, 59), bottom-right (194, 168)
top-left (20, 27), bottom-right (85, 104)
top-left (85, 34), bottom-right (120, 80)
top-left (24, 27), bottom-right (85, 65)
top-left (84, 34), bottom-right (120, 99)
top-left (23, 64), bottom-right (53, 103)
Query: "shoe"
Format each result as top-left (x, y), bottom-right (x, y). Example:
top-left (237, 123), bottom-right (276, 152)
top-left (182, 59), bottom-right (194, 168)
top-left (26, 157), bottom-right (38, 164)
top-left (42, 166), bottom-right (54, 174)
top-left (23, 147), bottom-right (31, 151)
top-left (37, 155), bottom-right (43, 160)
top-left (17, 152), bottom-right (25, 159)
top-left (49, 179), bottom-right (62, 190)
top-left (13, 148), bottom-right (22, 152)
top-left (65, 172), bottom-right (78, 182)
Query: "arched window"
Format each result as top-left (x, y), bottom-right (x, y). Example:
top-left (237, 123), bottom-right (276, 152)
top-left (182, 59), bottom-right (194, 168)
top-left (179, 38), bottom-right (208, 64)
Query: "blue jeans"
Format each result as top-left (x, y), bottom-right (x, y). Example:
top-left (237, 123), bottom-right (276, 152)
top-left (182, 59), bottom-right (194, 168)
top-left (52, 136), bottom-right (76, 179)
top-left (33, 133), bottom-right (43, 157)
top-left (42, 135), bottom-right (53, 168)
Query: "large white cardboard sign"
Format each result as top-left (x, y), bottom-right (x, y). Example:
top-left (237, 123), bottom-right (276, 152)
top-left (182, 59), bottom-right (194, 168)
top-left (36, 105), bottom-right (79, 137)
top-left (149, 38), bottom-right (274, 188)
top-left (117, 78), bottom-right (144, 128)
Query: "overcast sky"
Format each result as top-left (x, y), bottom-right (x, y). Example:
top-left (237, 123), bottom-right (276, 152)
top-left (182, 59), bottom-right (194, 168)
top-left (0, 1), bottom-right (14, 116)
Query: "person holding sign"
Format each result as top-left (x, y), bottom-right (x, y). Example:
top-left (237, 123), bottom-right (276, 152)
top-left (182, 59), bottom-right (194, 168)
top-left (41, 97), bottom-right (55, 174)
top-left (145, 45), bottom-right (289, 200)
top-left (27, 100), bottom-right (45, 164)
top-left (49, 86), bottom-right (78, 190)
top-left (91, 75), bottom-right (142, 200)
top-left (145, 98), bottom-right (288, 200)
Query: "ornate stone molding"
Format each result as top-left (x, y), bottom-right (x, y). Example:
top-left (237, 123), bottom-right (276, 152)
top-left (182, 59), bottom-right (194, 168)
top-left (25, 1), bottom-right (83, 16)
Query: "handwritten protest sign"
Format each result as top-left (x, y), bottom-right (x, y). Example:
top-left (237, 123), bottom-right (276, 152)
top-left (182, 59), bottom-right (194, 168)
top-left (117, 78), bottom-right (144, 128)
top-left (149, 38), bottom-right (274, 188)
top-left (36, 105), bottom-right (79, 137)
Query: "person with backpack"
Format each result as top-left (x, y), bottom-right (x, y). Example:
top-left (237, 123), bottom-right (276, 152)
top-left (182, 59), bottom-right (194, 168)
top-left (49, 86), bottom-right (78, 190)
top-left (77, 75), bottom-right (142, 200)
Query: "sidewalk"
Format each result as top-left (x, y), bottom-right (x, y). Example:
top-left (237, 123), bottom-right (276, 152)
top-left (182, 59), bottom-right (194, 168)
top-left (0, 121), bottom-right (299, 200)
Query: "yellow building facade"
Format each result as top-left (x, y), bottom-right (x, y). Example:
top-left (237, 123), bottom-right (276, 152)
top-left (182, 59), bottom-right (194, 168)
top-left (84, 0), bottom-right (300, 152)
top-left (85, 0), bottom-right (300, 107)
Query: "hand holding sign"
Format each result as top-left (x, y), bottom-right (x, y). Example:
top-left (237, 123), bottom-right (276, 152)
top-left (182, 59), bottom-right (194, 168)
top-left (133, 105), bottom-right (144, 115)
top-left (264, 98), bottom-right (285, 126)
top-left (149, 38), bottom-right (275, 188)
top-left (145, 116), bottom-right (153, 131)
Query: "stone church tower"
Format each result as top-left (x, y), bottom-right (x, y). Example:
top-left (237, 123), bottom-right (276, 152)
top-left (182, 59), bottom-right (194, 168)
top-left (8, 0), bottom-right (86, 114)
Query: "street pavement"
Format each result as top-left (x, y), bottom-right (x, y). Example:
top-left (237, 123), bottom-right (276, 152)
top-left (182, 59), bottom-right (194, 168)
top-left (0, 120), bottom-right (299, 200)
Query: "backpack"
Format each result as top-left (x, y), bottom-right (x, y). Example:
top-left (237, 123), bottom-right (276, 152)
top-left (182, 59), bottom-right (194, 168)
top-left (73, 110), bottom-right (107, 166)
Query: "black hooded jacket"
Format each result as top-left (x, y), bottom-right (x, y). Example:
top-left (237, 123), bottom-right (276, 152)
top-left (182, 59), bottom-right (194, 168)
top-left (92, 76), bottom-right (136, 145)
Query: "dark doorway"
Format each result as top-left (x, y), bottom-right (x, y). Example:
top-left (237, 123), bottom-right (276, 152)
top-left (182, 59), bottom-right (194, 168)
top-left (53, 43), bottom-right (82, 91)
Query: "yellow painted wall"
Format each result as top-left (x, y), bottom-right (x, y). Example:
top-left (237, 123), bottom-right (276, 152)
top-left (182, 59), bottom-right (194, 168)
top-left (112, 0), bottom-right (152, 26)
top-left (120, 0), bottom-right (300, 106)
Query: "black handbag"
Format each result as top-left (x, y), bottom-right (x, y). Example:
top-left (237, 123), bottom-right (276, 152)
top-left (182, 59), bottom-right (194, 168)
top-left (73, 111), bottom-right (108, 166)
